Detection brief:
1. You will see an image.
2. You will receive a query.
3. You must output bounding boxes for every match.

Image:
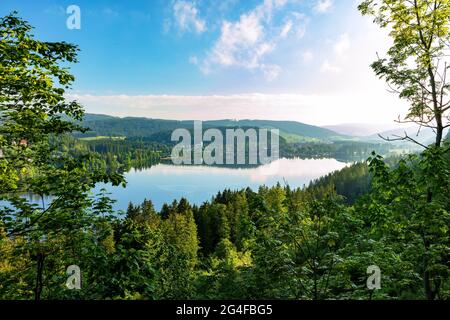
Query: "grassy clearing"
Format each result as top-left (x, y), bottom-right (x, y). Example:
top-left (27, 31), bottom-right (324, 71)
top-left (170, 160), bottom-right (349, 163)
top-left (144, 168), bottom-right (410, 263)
top-left (78, 136), bottom-right (126, 141)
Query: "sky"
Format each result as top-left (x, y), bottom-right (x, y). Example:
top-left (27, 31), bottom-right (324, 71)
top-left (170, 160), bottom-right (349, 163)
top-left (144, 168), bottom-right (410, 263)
top-left (1, 0), bottom-right (410, 126)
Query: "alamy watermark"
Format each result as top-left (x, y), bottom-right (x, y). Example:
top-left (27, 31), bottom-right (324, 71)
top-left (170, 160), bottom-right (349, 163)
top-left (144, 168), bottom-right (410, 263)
top-left (367, 265), bottom-right (381, 290)
top-left (63, 263), bottom-right (380, 292)
top-left (66, 264), bottom-right (81, 290)
top-left (170, 121), bottom-right (280, 166)
top-left (66, 5), bottom-right (81, 30)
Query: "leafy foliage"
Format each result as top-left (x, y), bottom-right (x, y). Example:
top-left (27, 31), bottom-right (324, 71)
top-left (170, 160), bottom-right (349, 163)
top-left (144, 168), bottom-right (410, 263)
top-left (359, 0), bottom-right (450, 147)
top-left (1, 11), bottom-right (449, 301)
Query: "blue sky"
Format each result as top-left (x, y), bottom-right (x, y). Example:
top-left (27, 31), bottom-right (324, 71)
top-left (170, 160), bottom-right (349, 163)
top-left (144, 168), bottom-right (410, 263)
top-left (1, 0), bottom-right (408, 125)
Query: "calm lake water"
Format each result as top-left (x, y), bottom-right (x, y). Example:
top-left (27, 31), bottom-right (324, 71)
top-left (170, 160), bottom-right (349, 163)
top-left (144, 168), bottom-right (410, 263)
top-left (95, 158), bottom-right (349, 211)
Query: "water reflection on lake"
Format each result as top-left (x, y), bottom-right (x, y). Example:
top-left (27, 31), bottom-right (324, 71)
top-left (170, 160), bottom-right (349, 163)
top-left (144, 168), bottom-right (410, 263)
top-left (95, 158), bottom-right (350, 211)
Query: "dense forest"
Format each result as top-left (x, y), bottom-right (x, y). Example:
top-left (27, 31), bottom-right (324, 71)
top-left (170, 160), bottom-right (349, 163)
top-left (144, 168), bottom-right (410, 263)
top-left (74, 112), bottom-right (411, 167)
top-left (1, 2), bottom-right (450, 302)
top-left (74, 114), bottom-right (348, 142)
top-left (72, 133), bottom-right (400, 171)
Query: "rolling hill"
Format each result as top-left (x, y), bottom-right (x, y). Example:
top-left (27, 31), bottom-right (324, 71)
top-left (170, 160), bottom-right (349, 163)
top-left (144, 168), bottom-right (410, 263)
top-left (76, 114), bottom-right (350, 143)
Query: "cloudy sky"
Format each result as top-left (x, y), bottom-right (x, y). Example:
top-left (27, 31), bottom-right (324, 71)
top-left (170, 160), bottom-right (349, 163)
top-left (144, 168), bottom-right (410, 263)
top-left (1, 0), bottom-right (409, 125)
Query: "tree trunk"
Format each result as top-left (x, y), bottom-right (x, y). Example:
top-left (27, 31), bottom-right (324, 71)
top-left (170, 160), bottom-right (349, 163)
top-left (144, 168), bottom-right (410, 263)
top-left (34, 252), bottom-right (45, 301)
top-left (423, 241), bottom-right (436, 300)
top-left (414, 0), bottom-right (443, 148)
top-left (423, 190), bottom-right (436, 300)
top-left (428, 66), bottom-right (443, 147)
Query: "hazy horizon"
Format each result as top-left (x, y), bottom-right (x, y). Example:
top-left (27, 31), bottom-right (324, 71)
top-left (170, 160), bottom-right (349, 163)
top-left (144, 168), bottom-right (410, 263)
top-left (82, 109), bottom-right (409, 131)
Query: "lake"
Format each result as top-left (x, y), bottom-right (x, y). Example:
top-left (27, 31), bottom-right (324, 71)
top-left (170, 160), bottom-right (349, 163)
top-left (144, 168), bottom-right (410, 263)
top-left (95, 158), bottom-right (350, 211)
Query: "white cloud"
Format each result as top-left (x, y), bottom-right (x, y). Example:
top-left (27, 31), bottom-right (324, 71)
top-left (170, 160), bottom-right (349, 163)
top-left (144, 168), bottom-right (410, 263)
top-left (333, 33), bottom-right (350, 56)
top-left (301, 50), bottom-right (314, 64)
top-left (281, 12), bottom-right (307, 39)
top-left (68, 92), bottom-right (408, 126)
top-left (320, 33), bottom-right (351, 74)
top-left (261, 64), bottom-right (282, 81)
top-left (292, 12), bottom-right (308, 38)
top-left (320, 60), bottom-right (341, 73)
top-left (173, 0), bottom-right (206, 33)
top-left (213, 14), bottom-right (264, 67)
top-left (198, 0), bottom-right (294, 81)
top-left (280, 20), bottom-right (293, 38)
top-left (314, 0), bottom-right (333, 14)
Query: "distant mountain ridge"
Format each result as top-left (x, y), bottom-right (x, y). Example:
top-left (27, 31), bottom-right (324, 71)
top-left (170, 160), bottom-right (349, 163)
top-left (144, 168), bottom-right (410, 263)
top-left (77, 113), bottom-right (351, 142)
top-left (324, 122), bottom-right (449, 145)
top-left (323, 123), bottom-right (403, 137)
top-left (362, 126), bottom-right (449, 146)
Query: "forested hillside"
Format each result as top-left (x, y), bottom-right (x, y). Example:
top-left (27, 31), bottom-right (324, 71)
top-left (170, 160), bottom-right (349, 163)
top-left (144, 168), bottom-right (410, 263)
top-left (73, 132), bottom-right (397, 171)
top-left (76, 114), bottom-right (349, 142)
